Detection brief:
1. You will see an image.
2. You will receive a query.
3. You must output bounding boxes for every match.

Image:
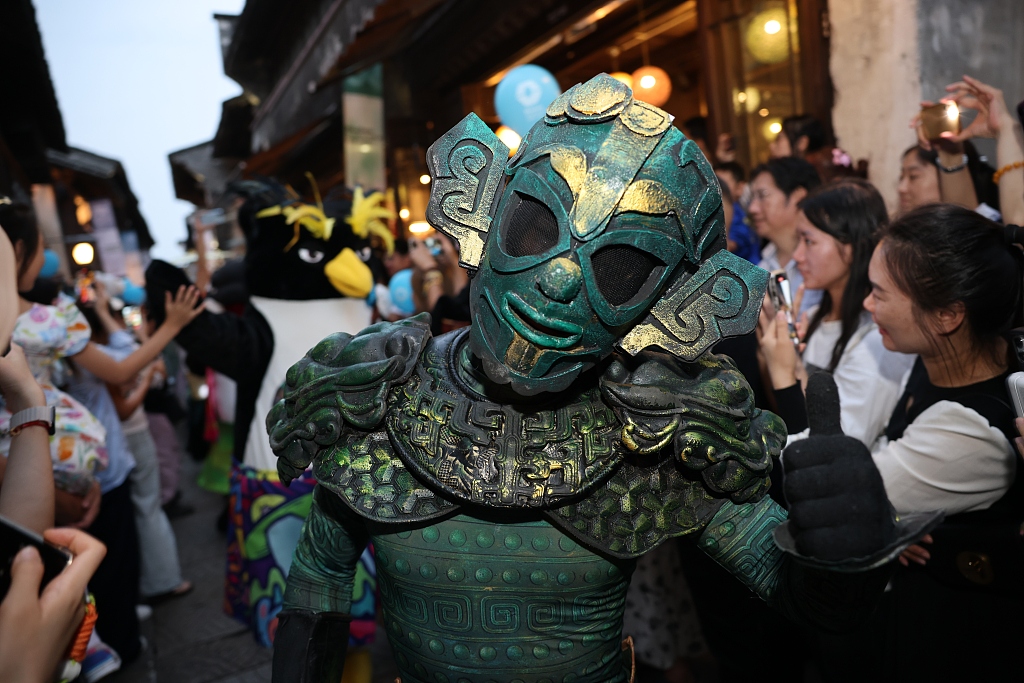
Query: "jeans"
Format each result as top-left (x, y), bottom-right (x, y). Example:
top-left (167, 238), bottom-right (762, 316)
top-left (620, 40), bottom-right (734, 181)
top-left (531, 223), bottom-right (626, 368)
top-left (125, 427), bottom-right (184, 596)
top-left (145, 412), bottom-right (181, 505)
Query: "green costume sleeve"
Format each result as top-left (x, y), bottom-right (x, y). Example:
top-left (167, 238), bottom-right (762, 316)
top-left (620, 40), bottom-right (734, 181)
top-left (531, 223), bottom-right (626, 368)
top-left (283, 485), bottom-right (370, 615)
top-left (698, 496), bottom-right (891, 632)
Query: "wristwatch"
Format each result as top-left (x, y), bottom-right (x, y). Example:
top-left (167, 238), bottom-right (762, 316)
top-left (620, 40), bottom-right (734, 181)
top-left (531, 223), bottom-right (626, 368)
top-left (936, 153), bottom-right (969, 173)
top-left (9, 405), bottom-right (56, 436)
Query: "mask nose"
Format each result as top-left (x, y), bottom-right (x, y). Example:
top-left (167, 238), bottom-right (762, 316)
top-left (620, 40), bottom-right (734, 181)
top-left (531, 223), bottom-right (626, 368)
top-left (537, 257), bottom-right (582, 302)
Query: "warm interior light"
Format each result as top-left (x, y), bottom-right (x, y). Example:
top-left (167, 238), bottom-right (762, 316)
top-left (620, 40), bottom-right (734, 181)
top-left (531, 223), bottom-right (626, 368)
top-left (759, 108), bottom-right (770, 117)
top-left (73, 196), bottom-right (92, 227)
top-left (399, 208), bottom-right (411, 220)
top-left (609, 72), bottom-right (633, 89)
top-left (946, 102), bottom-right (959, 120)
top-left (737, 92), bottom-right (747, 103)
top-left (764, 19), bottom-right (781, 34)
top-left (419, 174), bottom-right (431, 185)
top-left (769, 121), bottom-right (782, 135)
top-left (495, 125), bottom-right (522, 154)
top-left (631, 66), bottom-right (672, 107)
top-left (71, 242), bottom-right (95, 266)
top-left (408, 221), bottom-right (432, 234)
top-left (358, 143), bottom-right (372, 153)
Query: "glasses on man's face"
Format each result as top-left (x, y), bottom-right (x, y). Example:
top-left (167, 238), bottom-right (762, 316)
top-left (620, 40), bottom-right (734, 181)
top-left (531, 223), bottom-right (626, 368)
top-left (750, 188), bottom-right (777, 203)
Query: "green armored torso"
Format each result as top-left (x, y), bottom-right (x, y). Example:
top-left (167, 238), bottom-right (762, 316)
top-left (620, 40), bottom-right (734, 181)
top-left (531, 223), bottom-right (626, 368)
top-left (268, 74), bottom-right (808, 683)
top-left (374, 515), bottom-right (634, 683)
top-left (273, 320), bottom-right (788, 683)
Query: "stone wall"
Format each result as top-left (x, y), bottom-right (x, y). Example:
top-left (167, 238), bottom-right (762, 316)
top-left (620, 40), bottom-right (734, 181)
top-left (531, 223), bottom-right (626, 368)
top-left (917, 0), bottom-right (1024, 165)
top-left (830, 0), bottom-right (1024, 211)
top-left (829, 0), bottom-right (922, 211)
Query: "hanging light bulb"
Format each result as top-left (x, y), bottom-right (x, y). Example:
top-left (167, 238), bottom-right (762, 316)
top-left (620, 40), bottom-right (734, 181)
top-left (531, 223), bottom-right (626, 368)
top-left (631, 66), bottom-right (671, 107)
top-left (71, 242), bottom-right (95, 266)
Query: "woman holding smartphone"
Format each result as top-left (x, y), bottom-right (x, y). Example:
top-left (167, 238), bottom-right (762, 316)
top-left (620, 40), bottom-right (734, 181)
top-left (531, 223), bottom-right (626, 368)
top-left (760, 179), bottom-right (914, 447)
top-left (781, 203), bottom-right (1024, 680)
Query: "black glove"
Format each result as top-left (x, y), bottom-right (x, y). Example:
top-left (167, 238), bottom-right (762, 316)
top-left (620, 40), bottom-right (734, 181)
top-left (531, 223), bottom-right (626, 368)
top-left (782, 373), bottom-right (895, 561)
top-left (271, 610), bottom-right (350, 683)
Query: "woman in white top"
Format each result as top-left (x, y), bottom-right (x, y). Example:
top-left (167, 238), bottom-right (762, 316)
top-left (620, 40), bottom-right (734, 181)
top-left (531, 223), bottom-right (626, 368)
top-left (778, 203), bottom-right (1024, 680)
top-left (761, 179), bottom-right (915, 447)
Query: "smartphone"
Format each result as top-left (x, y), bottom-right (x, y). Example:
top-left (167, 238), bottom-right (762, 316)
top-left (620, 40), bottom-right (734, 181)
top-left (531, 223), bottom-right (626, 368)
top-left (0, 515), bottom-right (72, 600)
top-left (1016, 98), bottom-right (1024, 130)
top-left (767, 270), bottom-right (799, 345)
top-left (424, 237), bottom-right (443, 257)
top-left (1007, 372), bottom-right (1024, 419)
top-left (920, 102), bottom-right (960, 141)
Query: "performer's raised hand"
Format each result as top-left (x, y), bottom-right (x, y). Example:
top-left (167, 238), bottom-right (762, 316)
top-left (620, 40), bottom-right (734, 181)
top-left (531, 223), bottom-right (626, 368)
top-left (782, 373), bottom-right (895, 560)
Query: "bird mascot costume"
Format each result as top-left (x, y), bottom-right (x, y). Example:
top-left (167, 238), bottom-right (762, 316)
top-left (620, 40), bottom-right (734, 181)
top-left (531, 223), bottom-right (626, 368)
top-left (146, 180), bottom-right (394, 682)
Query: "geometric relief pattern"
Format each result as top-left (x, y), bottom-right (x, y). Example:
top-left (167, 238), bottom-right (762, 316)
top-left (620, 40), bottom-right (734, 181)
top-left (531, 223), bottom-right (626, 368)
top-left (434, 594), bottom-right (473, 632)
top-left (387, 330), bottom-right (627, 510)
top-left (370, 515), bottom-right (635, 681)
top-left (527, 599), bottom-right (564, 631)
top-left (696, 496), bottom-right (787, 600)
top-left (315, 429), bottom-right (460, 523)
top-left (548, 453), bottom-right (723, 560)
top-left (481, 596), bottom-right (520, 634)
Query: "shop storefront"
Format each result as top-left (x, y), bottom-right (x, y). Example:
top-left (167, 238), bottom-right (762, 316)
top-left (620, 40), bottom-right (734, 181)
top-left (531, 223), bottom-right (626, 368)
top-left (383, 0), bottom-right (832, 232)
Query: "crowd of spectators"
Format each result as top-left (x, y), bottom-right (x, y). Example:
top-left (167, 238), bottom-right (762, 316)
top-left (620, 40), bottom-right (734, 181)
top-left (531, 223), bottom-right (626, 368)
top-left (1, 68), bottom-right (1023, 683)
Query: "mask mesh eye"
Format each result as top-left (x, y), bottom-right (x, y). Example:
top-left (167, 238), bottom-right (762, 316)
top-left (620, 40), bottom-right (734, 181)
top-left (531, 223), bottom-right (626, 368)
top-left (503, 194), bottom-right (559, 257)
top-left (591, 245), bottom-right (661, 306)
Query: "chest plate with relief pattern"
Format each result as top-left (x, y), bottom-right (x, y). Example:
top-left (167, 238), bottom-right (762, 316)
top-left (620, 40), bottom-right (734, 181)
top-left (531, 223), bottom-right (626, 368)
top-left (385, 330), bottom-right (626, 509)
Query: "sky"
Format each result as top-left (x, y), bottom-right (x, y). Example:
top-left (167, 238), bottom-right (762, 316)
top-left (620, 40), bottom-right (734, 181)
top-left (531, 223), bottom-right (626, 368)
top-left (35, 0), bottom-right (247, 261)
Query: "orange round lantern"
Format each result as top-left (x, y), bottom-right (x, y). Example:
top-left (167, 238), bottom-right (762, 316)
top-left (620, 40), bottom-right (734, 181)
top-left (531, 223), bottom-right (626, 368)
top-left (631, 66), bottom-right (672, 107)
top-left (608, 71), bottom-right (633, 89)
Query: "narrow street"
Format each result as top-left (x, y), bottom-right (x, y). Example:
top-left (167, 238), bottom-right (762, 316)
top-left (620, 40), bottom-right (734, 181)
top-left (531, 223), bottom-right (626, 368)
top-left (106, 454), bottom-right (400, 683)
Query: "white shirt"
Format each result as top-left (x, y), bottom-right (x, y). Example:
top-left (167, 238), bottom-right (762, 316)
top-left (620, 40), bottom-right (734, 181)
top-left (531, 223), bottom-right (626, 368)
top-left (871, 401), bottom-right (1016, 515)
top-left (802, 315), bottom-right (915, 447)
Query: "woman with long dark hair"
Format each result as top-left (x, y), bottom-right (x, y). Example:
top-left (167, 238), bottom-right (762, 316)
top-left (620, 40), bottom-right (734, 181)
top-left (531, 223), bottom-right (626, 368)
top-left (760, 179), bottom-right (914, 446)
top-left (786, 203), bottom-right (1024, 680)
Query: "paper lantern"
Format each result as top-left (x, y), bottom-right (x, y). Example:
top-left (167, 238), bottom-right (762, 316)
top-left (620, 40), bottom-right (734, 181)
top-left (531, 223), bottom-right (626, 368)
top-left (631, 66), bottom-right (672, 107)
top-left (609, 72), bottom-right (633, 89)
top-left (745, 7), bottom-right (790, 65)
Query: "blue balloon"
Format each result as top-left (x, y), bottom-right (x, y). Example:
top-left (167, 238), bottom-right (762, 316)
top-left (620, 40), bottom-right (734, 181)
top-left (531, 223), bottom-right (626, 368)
top-left (494, 64), bottom-right (561, 136)
top-left (122, 282), bottom-right (146, 306)
top-left (389, 268), bottom-right (415, 316)
top-left (38, 249), bottom-right (59, 279)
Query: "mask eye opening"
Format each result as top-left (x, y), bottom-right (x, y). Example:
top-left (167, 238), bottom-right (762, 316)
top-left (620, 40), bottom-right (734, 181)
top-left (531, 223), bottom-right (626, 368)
top-left (589, 243), bottom-right (665, 307)
top-left (501, 192), bottom-right (560, 258)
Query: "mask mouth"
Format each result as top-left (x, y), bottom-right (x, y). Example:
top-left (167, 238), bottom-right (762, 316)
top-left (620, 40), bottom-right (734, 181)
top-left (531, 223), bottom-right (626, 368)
top-left (500, 291), bottom-right (582, 349)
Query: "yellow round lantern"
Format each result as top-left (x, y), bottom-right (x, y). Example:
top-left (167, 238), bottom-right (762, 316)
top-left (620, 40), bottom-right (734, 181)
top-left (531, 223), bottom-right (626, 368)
top-left (630, 66), bottom-right (672, 107)
top-left (608, 72), bottom-right (633, 89)
top-left (745, 7), bottom-right (790, 65)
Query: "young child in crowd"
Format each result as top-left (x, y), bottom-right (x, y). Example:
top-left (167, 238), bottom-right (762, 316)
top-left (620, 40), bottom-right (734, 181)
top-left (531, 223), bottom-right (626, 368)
top-left (1, 200), bottom-right (202, 667)
top-left (0, 215), bottom-right (107, 683)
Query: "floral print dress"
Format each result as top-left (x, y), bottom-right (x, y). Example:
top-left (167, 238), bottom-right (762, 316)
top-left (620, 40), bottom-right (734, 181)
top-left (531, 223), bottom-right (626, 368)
top-left (0, 294), bottom-right (107, 494)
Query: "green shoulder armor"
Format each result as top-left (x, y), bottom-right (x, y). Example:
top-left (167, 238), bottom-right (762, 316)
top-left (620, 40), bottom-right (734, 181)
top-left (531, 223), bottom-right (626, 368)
top-left (267, 313), bottom-right (432, 484)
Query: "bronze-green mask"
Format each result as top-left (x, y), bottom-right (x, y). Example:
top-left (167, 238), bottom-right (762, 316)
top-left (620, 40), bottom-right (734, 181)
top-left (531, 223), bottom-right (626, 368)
top-left (426, 74), bottom-right (766, 395)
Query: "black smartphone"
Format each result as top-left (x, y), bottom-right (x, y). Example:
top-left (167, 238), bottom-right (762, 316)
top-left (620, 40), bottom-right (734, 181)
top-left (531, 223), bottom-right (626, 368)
top-left (1017, 98), bottom-right (1024, 130)
top-left (0, 515), bottom-right (72, 600)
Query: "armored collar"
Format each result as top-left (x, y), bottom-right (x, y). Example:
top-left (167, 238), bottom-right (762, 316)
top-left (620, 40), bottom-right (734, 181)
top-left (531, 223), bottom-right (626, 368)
top-left (385, 329), bottom-right (626, 509)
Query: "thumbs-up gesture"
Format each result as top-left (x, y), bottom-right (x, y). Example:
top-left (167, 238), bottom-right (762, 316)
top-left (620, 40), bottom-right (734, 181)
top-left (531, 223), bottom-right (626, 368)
top-left (782, 373), bottom-right (896, 561)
